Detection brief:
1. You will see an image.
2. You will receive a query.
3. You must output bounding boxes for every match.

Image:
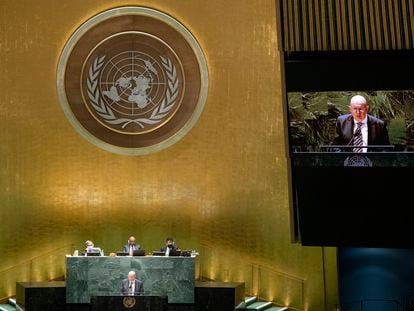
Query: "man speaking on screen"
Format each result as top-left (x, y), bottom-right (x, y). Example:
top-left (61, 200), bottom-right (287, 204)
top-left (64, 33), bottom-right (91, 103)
top-left (332, 95), bottom-right (390, 152)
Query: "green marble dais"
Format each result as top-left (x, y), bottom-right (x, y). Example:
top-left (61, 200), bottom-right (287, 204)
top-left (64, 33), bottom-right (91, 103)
top-left (66, 256), bottom-right (195, 303)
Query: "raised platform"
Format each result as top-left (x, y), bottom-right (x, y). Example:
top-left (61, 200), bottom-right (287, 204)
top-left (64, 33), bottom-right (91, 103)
top-left (15, 281), bottom-right (245, 311)
top-left (16, 282), bottom-right (66, 311)
top-left (195, 281), bottom-right (245, 311)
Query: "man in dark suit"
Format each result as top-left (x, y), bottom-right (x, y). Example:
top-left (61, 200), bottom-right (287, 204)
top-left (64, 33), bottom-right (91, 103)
top-left (160, 237), bottom-right (180, 254)
top-left (123, 236), bottom-right (141, 255)
top-left (332, 95), bottom-right (390, 151)
top-left (120, 271), bottom-right (144, 296)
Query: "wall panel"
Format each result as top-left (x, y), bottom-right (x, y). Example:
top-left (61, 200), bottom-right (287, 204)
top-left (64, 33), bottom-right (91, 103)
top-left (0, 1), bottom-right (337, 310)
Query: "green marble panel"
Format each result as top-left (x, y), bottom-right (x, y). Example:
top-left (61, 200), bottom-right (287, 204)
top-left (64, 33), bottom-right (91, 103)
top-left (66, 256), bottom-right (195, 304)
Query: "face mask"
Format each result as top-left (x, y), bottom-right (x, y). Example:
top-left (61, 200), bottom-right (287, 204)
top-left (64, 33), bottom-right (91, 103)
top-left (167, 244), bottom-right (173, 248)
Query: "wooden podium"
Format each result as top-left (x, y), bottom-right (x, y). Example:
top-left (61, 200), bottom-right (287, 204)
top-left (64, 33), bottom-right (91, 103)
top-left (90, 295), bottom-right (168, 311)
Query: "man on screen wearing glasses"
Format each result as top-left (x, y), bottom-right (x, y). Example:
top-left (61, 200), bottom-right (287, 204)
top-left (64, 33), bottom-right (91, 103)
top-left (332, 95), bottom-right (390, 152)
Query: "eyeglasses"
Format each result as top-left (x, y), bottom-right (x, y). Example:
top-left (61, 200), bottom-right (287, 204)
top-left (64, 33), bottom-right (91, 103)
top-left (351, 108), bottom-right (367, 112)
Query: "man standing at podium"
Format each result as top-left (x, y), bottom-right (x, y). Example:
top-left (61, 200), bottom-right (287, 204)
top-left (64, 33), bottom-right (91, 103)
top-left (332, 95), bottom-right (390, 152)
top-left (120, 271), bottom-right (144, 296)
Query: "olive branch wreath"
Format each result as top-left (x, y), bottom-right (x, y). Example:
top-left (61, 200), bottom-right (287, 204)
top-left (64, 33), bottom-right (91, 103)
top-left (87, 55), bottom-right (179, 129)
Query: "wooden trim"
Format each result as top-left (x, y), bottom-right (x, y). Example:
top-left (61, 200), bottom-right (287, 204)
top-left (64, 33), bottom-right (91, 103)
top-left (380, 0), bottom-right (390, 49)
top-left (301, 0), bottom-right (309, 50)
top-left (354, 0), bottom-right (363, 49)
top-left (293, 0), bottom-right (301, 50)
top-left (361, 0), bottom-right (371, 49)
top-left (347, 0), bottom-right (355, 50)
top-left (320, 0), bottom-right (328, 50)
top-left (280, 0), bottom-right (414, 51)
top-left (408, 0), bottom-right (414, 49)
top-left (388, 0), bottom-right (397, 49)
top-left (368, 0), bottom-right (378, 50)
top-left (327, 0), bottom-right (336, 50)
top-left (393, 0), bottom-right (402, 49)
top-left (308, 0), bottom-right (314, 50)
top-left (314, 0), bottom-right (323, 50)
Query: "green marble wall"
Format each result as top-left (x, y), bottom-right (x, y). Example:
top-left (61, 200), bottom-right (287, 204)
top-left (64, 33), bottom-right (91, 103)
top-left (66, 256), bottom-right (195, 303)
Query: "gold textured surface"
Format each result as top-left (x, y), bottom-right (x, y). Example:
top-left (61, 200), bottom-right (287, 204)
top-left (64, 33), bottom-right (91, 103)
top-left (0, 1), bottom-right (337, 310)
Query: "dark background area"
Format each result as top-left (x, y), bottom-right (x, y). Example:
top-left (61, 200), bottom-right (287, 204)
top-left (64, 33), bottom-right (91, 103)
top-left (284, 50), bottom-right (414, 93)
top-left (285, 50), bottom-right (414, 247)
top-left (294, 166), bottom-right (413, 247)
top-left (338, 247), bottom-right (414, 311)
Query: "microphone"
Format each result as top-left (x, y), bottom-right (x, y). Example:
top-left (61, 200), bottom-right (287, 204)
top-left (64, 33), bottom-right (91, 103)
top-left (328, 133), bottom-right (355, 153)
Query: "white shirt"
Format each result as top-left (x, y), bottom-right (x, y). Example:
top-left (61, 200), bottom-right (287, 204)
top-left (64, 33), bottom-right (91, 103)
top-left (353, 116), bottom-right (368, 152)
top-left (129, 281), bottom-right (135, 295)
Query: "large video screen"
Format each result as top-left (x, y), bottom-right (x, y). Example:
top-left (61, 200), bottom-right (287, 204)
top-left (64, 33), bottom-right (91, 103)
top-left (288, 90), bottom-right (414, 247)
top-left (284, 51), bottom-right (414, 247)
top-left (288, 90), bottom-right (414, 153)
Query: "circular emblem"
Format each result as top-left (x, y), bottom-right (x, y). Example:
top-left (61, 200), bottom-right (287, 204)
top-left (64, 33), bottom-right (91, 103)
top-left (344, 155), bottom-right (373, 167)
top-left (57, 7), bottom-right (208, 155)
top-left (123, 296), bottom-right (136, 308)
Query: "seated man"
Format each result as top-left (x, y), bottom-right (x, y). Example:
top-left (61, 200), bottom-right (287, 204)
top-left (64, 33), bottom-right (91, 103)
top-left (160, 237), bottom-right (180, 255)
top-left (123, 236), bottom-right (141, 256)
top-left (120, 271), bottom-right (144, 296)
top-left (82, 240), bottom-right (103, 256)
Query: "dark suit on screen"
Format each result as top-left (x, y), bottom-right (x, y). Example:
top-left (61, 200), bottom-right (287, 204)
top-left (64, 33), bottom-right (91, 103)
top-left (120, 279), bottom-right (144, 295)
top-left (332, 114), bottom-right (390, 150)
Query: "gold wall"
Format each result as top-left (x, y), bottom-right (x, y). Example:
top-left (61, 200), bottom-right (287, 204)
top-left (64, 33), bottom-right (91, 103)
top-left (0, 1), bottom-right (338, 310)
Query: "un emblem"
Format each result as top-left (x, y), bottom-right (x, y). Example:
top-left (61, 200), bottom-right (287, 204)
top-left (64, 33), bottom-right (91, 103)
top-left (83, 36), bottom-right (183, 135)
top-left (123, 297), bottom-right (136, 308)
top-left (57, 7), bottom-right (208, 155)
top-left (344, 155), bottom-right (373, 167)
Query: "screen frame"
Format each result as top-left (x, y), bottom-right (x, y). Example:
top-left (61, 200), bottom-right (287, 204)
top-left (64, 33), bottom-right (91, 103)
top-left (283, 50), bottom-right (414, 247)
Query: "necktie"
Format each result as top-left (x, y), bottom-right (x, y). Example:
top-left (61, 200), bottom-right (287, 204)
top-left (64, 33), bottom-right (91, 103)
top-left (129, 281), bottom-right (133, 295)
top-left (353, 122), bottom-right (363, 152)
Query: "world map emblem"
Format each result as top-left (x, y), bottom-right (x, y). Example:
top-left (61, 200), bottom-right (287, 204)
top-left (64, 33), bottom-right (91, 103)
top-left (83, 34), bottom-right (183, 135)
top-left (57, 7), bottom-right (208, 155)
top-left (344, 155), bottom-right (373, 167)
top-left (123, 297), bottom-right (136, 308)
